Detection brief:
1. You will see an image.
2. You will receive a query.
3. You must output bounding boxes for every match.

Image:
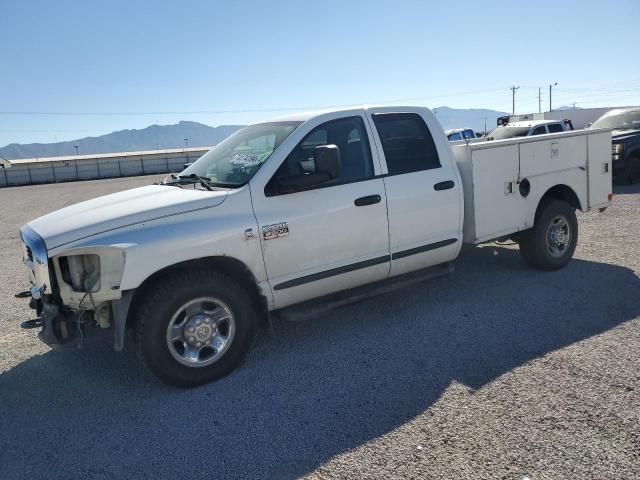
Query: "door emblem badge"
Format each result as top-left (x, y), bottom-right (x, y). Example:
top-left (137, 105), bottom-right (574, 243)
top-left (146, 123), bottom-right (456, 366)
top-left (262, 222), bottom-right (289, 240)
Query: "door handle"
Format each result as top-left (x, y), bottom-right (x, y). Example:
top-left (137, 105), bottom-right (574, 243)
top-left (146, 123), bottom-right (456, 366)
top-left (434, 180), bottom-right (455, 191)
top-left (354, 194), bottom-right (381, 206)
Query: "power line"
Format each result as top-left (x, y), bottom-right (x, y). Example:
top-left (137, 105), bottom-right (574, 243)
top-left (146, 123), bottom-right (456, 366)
top-left (0, 87), bottom-right (509, 116)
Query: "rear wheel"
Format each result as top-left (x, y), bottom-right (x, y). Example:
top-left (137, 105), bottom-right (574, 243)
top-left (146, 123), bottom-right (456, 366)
top-left (519, 200), bottom-right (578, 271)
top-left (135, 270), bottom-right (256, 388)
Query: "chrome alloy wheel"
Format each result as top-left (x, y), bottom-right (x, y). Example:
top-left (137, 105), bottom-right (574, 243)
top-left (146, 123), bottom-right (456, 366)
top-left (166, 297), bottom-right (236, 367)
top-left (546, 214), bottom-right (571, 258)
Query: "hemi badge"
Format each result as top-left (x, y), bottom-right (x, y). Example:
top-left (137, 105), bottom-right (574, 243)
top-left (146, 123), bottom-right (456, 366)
top-left (262, 222), bottom-right (289, 240)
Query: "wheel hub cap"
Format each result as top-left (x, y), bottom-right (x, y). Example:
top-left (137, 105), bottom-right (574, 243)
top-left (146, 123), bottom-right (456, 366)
top-left (184, 314), bottom-right (216, 345)
top-left (165, 297), bottom-right (236, 368)
top-left (546, 215), bottom-right (571, 258)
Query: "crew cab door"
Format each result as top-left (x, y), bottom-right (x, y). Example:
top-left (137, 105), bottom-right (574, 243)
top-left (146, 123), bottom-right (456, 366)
top-left (366, 108), bottom-right (463, 277)
top-left (250, 111), bottom-right (390, 309)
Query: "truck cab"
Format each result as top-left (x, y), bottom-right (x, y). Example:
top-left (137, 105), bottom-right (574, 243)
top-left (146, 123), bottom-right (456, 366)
top-left (445, 128), bottom-right (477, 141)
top-left (487, 120), bottom-right (569, 140)
top-left (590, 107), bottom-right (640, 184)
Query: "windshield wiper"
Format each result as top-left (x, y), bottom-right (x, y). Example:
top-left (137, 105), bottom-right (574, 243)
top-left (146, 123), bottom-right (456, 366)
top-left (177, 173), bottom-right (214, 191)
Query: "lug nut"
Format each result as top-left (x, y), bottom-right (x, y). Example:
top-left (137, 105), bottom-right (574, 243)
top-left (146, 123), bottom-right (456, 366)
top-left (188, 327), bottom-right (195, 333)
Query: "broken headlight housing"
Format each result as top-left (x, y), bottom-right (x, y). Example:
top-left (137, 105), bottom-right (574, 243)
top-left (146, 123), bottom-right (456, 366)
top-left (58, 254), bottom-right (101, 292)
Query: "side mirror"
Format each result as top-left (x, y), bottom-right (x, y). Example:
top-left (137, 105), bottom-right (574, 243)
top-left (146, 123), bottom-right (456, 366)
top-left (313, 144), bottom-right (341, 180)
top-left (274, 145), bottom-right (341, 194)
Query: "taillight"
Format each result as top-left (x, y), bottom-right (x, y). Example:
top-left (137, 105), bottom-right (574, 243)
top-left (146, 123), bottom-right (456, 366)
top-left (608, 193), bottom-right (613, 202)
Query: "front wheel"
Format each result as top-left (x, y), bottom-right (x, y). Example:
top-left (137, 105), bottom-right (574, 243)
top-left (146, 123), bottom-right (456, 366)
top-left (135, 270), bottom-right (256, 388)
top-left (519, 200), bottom-right (578, 271)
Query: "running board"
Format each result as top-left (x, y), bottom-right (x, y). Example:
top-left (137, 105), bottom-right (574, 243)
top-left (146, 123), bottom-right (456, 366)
top-left (274, 262), bottom-right (454, 322)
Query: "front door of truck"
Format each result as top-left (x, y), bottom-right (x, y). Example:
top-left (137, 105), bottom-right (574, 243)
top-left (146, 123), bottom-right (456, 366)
top-left (250, 112), bottom-right (390, 309)
top-left (366, 108), bottom-right (463, 277)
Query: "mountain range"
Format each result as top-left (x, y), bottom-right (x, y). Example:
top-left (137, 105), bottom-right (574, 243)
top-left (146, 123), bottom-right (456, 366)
top-left (0, 107), bottom-right (507, 160)
top-left (0, 121), bottom-right (244, 160)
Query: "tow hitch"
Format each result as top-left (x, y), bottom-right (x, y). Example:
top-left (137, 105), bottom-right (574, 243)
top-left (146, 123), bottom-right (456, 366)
top-left (16, 290), bottom-right (76, 347)
top-left (20, 319), bottom-right (44, 329)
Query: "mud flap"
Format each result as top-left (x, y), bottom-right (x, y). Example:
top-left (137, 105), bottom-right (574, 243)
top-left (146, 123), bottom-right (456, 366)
top-left (111, 290), bottom-right (134, 351)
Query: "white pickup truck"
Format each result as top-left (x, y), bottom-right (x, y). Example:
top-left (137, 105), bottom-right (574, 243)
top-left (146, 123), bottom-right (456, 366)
top-left (17, 106), bottom-right (612, 387)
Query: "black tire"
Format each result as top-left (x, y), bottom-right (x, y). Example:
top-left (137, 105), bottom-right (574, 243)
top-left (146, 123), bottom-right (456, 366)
top-left (614, 156), bottom-right (640, 185)
top-left (519, 199), bottom-right (578, 271)
top-left (623, 156), bottom-right (640, 185)
top-left (135, 270), bottom-right (256, 388)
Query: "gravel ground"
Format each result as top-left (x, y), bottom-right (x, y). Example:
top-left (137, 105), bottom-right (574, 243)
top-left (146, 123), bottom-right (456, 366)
top-left (0, 176), bottom-right (639, 480)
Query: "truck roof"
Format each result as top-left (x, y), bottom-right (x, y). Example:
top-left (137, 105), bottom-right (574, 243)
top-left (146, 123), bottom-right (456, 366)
top-left (504, 120), bottom-right (564, 128)
top-left (445, 128), bottom-right (474, 134)
top-left (268, 105), bottom-right (426, 123)
top-left (598, 106), bottom-right (640, 117)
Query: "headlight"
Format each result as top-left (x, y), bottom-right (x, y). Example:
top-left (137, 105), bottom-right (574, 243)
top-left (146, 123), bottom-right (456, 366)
top-left (59, 254), bottom-right (101, 292)
top-left (612, 143), bottom-right (625, 155)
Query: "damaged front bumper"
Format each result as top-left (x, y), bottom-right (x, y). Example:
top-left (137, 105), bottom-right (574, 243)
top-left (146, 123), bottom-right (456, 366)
top-left (17, 224), bottom-right (134, 351)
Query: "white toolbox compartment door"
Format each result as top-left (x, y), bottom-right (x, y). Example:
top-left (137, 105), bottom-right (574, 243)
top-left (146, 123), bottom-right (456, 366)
top-left (471, 144), bottom-right (522, 242)
top-left (587, 131), bottom-right (612, 208)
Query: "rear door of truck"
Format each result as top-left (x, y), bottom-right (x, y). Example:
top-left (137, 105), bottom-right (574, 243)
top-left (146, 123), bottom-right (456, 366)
top-left (366, 107), bottom-right (463, 277)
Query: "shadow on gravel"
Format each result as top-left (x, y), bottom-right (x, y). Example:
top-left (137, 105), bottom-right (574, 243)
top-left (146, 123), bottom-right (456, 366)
top-left (2, 247), bottom-right (639, 479)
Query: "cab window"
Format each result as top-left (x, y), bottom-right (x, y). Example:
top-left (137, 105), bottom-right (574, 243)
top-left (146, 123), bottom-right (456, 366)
top-left (531, 126), bottom-right (547, 135)
top-left (547, 123), bottom-right (564, 133)
top-left (373, 113), bottom-right (441, 175)
top-left (266, 116), bottom-right (374, 195)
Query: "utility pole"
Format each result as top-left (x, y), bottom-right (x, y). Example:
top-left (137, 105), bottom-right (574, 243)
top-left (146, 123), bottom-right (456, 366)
top-left (481, 116), bottom-right (488, 135)
top-left (510, 86), bottom-right (520, 114)
top-left (74, 145), bottom-right (79, 156)
top-left (156, 121), bottom-right (159, 151)
top-left (549, 82), bottom-right (558, 111)
top-left (538, 87), bottom-right (542, 113)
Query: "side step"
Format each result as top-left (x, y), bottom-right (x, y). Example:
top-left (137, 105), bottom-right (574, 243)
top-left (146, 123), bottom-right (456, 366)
top-left (275, 262), bottom-right (454, 322)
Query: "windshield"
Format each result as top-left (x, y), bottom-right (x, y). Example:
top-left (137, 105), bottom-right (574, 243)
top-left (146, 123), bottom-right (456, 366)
top-left (591, 111), bottom-right (640, 131)
top-left (178, 121), bottom-right (301, 187)
top-left (487, 126), bottom-right (531, 140)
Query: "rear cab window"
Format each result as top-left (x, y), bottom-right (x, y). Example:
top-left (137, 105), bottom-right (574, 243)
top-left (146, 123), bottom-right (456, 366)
top-left (547, 123), bottom-right (564, 133)
top-left (372, 113), bottom-right (441, 175)
top-left (531, 125), bottom-right (547, 135)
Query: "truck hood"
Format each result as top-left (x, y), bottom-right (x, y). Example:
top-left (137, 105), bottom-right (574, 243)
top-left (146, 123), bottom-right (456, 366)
top-left (612, 129), bottom-right (640, 141)
top-left (27, 185), bottom-right (228, 250)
